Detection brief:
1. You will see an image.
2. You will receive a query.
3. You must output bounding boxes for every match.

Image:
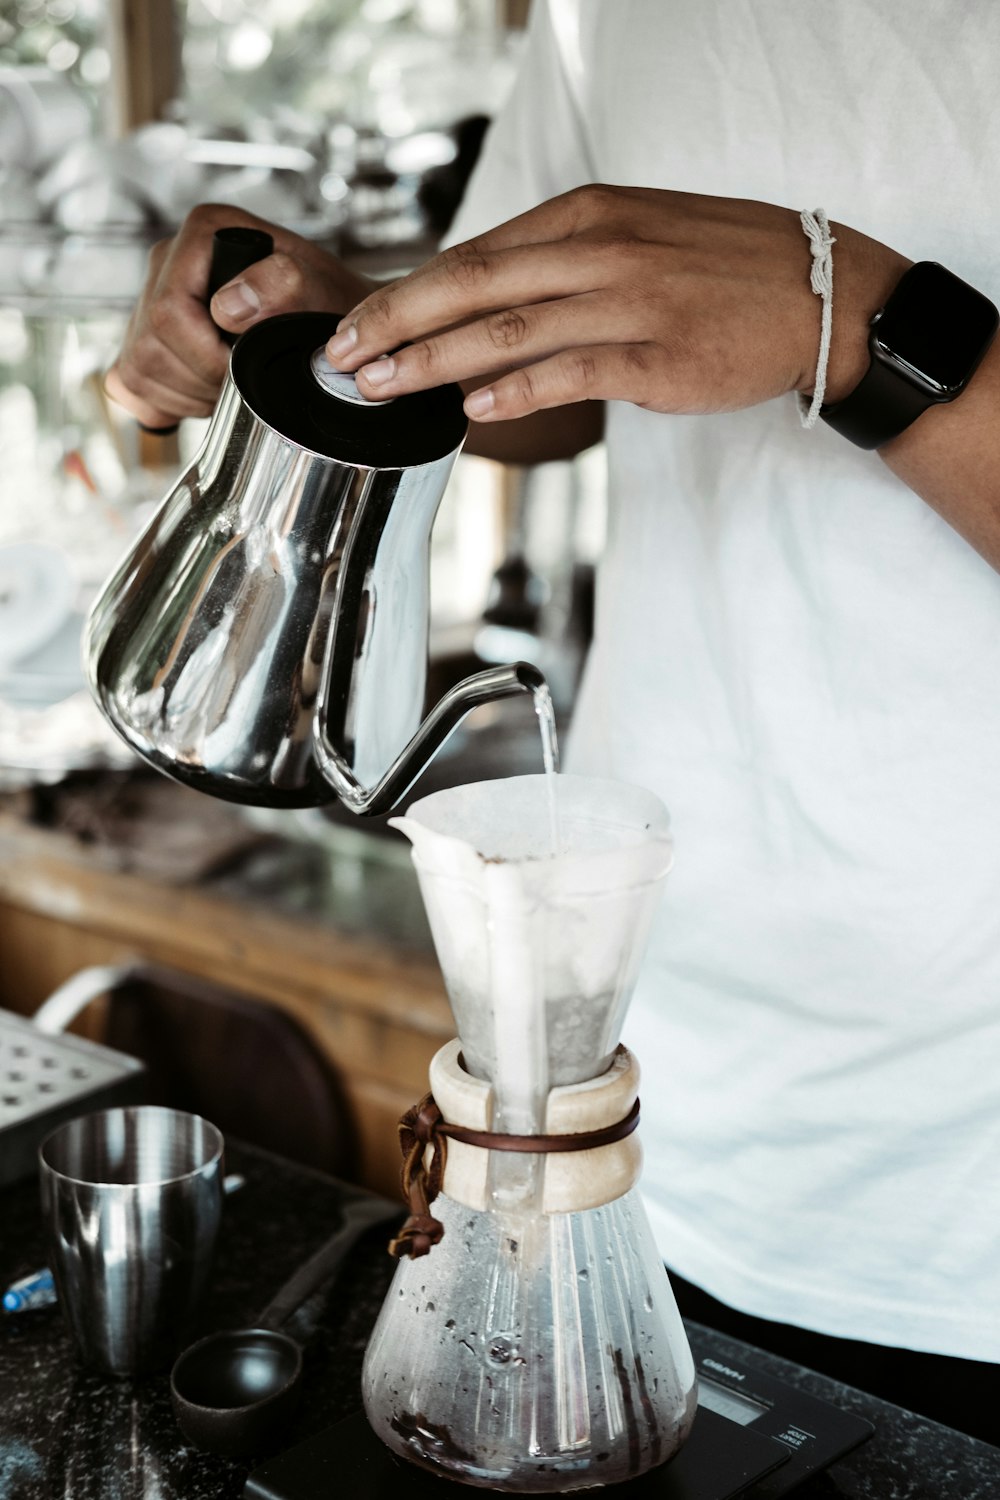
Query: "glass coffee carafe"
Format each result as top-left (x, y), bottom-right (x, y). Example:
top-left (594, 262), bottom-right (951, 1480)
top-left (362, 774), bottom-right (697, 1492)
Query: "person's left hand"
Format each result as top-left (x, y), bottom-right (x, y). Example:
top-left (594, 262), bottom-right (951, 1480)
top-left (323, 185), bottom-right (909, 423)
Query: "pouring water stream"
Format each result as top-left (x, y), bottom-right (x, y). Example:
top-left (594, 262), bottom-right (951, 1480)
top-left (531, 680), bottom-right (562, 856)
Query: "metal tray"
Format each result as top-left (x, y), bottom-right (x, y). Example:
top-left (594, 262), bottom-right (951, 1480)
top-left (0, 1008), bottom-right (146, 1186)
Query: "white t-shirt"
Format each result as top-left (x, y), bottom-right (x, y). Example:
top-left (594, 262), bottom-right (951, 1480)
top-left (448, 0), bottom-right (1000, 1361)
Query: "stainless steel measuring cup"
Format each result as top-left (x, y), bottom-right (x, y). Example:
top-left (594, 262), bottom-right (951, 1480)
top-left (39, 1105), bottom-right (224, 1375)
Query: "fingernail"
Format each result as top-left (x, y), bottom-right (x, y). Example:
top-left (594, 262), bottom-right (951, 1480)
top-left (213, 281), bottom-right (260, 321)
top-left (359, 356), bottom-right (395, 388)
top-left (326, 325), bottom-right (358, 361)
top-left (464, 386), bottom-right (495, 418)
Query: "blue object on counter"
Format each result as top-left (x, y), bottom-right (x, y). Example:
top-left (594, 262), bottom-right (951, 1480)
top-left (1, 1173), bottom-right (246, 1316)
top-left (3, 1268), bottom-right (56, 1313)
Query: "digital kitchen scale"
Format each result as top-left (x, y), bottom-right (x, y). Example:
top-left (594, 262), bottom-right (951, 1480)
top-left (245, 1335), bottom-right (873, 1500)
top-left (685, 1327), bottom-right (874, 1498)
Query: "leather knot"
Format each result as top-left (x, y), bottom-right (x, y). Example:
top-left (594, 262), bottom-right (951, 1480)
top-left (389, 1093), bottom-right (449, 1260)
top-left (410, 1096), bottom-right (444, 1145)
top-left (388, 1213), bottom-right (445, 1260)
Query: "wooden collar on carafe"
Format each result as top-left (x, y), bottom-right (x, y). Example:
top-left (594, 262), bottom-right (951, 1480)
top-left (389, 1044), bottom-right (642, 1259)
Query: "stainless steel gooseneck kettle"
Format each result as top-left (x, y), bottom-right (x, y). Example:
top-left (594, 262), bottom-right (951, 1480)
top-left (86, 279), bottom-right (545, 814)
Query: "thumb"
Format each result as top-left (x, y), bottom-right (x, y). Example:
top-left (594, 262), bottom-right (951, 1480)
top-left (209, 275), bottom-right (265, 336)
top-left (207, 250), bottom-right (358, 337)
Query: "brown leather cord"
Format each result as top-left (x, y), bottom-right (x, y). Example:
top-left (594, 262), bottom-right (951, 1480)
top-left (388, 1095), bottom-right (449, 1259)
top-left (388, 1093), bottom-right (641, 1259)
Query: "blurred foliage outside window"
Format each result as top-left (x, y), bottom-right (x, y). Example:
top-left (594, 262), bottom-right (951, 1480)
top-left (0, 0), bottom-right (106, 115)
top-left (0, 0), bottom-right (513, 137)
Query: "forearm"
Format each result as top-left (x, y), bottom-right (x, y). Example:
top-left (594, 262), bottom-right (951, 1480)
top-left (318, 187), bottom-right (1000, 555)
top-left (879, 338), bottom-right (1000, 572)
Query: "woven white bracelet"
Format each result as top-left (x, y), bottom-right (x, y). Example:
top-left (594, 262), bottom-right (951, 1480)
top-left (798, 208), bottom-right (836, 429)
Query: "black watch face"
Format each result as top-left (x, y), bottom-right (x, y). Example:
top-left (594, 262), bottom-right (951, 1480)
top-left (873, 261), bottom-right (999, 396)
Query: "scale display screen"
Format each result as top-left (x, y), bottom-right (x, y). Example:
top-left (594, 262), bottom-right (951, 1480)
top-left (699, 1376), bottom-right (771, 1427)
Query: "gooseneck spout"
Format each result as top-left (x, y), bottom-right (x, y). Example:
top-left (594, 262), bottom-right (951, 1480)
top-left (314, 661), bottom-right (547, 816)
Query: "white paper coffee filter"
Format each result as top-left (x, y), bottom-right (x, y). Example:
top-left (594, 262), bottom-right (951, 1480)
top-left (391, 774), bottom-right (672, 891)
top-left (390, 775), bottom-right (674, 1089)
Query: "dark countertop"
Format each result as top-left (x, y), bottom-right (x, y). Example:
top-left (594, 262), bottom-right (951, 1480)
top-left (1, 1142), bottom-right (998, 1500)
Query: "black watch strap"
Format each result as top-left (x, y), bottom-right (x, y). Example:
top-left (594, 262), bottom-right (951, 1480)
top-left (819, 354), bottom-right (935, 450)
top-left (819, 261), bottom-right (999, 451)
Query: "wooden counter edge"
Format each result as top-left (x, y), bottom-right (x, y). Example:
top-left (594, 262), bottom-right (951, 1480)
top-left (0, 812), bottom-right (453, 1036)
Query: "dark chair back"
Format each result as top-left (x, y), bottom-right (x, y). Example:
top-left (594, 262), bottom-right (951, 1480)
top-left (88, 964), bottom-right (355, 1178)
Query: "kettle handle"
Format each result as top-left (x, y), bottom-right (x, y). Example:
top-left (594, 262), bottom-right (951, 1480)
top-left (207, 226), bottom-right (274, 346)
top-left (137, 226), bottom-right (274, 434)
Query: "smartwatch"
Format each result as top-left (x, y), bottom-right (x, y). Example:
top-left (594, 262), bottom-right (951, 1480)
top-left (820, 261), bottom-right (999, 450)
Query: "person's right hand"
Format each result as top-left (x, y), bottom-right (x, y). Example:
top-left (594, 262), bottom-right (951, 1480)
top-left (104, 203), bottom-right (376, 431)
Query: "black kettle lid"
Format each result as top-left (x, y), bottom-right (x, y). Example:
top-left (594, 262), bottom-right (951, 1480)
top-left (231, 312), bottom-right (468, 468)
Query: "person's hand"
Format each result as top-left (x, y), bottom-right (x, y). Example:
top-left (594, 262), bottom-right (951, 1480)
top-left (105, 203), bottom-right (376, 430)
top-left (323, 185), bottom-right (910, 423)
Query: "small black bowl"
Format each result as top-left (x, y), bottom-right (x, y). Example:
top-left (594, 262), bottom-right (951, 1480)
top-left (170, 1326), bottom-right (304, 1460)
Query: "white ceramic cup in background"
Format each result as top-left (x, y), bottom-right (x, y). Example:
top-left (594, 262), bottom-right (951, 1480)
top-left (39, 1106), bottom-right (225, 1376)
